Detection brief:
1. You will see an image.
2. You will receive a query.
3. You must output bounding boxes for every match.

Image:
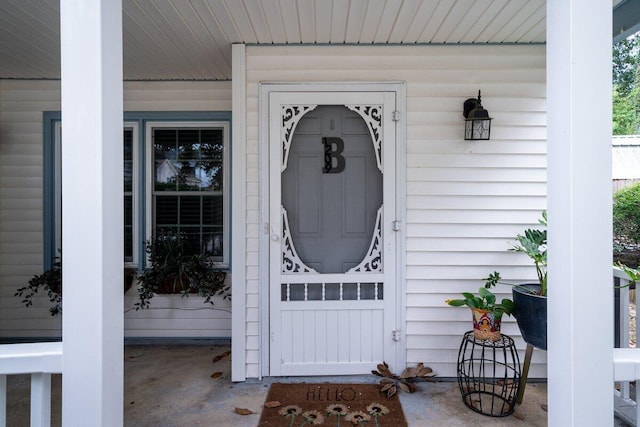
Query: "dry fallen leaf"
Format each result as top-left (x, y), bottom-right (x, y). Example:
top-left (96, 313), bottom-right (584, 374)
top-left (213, 350), bottom-right (231, 363)
top-left (386, 385), bottom-right (397, 398)
top-left (235, 407), bottom-right (254, 415)
top-left (513, 410), bottom-right (525, 420)
top-left (264, 401), bottom-right (282, 408)
top-left (210, 372), bottom-right (223, 378)
top-left (399, 367), bottom-right (417, 379)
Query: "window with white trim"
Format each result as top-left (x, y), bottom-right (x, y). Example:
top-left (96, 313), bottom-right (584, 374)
top-left (46, 113), bottom-right (231, 270)
top-left (123, 126), bottom-right (137, 263)
top-left (146, 122), bottom-right (229, 265)
top-left (53, 122), bottom-right (138, 266)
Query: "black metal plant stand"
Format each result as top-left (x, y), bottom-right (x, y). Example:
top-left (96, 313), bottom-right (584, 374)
top-left (457, 331), bottom-right (522, 417)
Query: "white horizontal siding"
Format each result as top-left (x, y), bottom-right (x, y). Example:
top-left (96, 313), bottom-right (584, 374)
top-left (123, 298), bottom-right (231, 337)
top-left (123, 275), bottom-right (232, 339)
top-left (245, 44), bottom-right (546, 378)
top-left (0, 79), bottom-right (232, 340)
top-left (0, 80), bottom-right (56, 338)
top-left (123, 81), bottom-right (231, 111)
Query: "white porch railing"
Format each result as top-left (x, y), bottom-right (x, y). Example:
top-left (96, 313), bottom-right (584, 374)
top-left (0, 341), bottom-right (62, 427)
top-left (614, 266), bottom-right (640, 426)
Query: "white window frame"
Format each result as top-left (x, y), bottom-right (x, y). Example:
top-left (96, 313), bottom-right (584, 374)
top-left (54, 122), bottom-right (62, 256)
top-left (54, 121), bottom-right (139, 267)
top-left (123, 122), bottom-right (139, 267)
top-left (145, 121), bottom-right (230, 267)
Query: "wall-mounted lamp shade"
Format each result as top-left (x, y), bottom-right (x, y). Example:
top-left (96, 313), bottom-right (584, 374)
top-left (463, 90), bottom-right (492, 140)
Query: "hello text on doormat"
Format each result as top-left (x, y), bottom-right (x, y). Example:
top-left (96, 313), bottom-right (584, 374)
top-left (257, 383), bottom-right (408, 426)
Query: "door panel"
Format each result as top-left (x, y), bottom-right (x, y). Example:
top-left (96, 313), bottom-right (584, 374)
top-left (269, 92), bottom-right (396, 376)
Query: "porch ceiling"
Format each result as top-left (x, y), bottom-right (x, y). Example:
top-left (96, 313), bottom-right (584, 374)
top-left (0, 0), bottom-right (632, 81)
top-left (1, 0), bottom-right (549, 81)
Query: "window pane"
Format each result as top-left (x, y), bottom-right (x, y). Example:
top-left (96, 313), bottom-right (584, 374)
top-left (177, 129), bottom-right (200, 159)
top-left (124, 195), bottom-right (133, 226)
top-left (124, 195), bottom-right (133, 262)
top-left (153, 125), bottom-right (226, 262)
top-left (154, 129), bottom-right (225, 192)
top-left (177, 160), bottom-right (200, 191)
top-left (124, 128), bottom-right (133, 262)
top-left (201, 130), bottom-right (224, 191)
top-left (202, 196), bottom-right (223, 225)
top-left (181, 227), bottom-right (202, 255)
top-left (154, 129), bottom-right (177, 151)
top-left (124, 129), bottom-right (133, 192)
top-left (180, 196), bottom-right (201, 225)
top-left (156, 226), bottom-right (177, 236)
top-left (198, 160), bottom-right (223, 191)
top-left (154, 129), bottom-right (178, 191)
top-left (202, 227), bottom-right (223, 258)
top-left (156, 196), bottom-right (178, 225)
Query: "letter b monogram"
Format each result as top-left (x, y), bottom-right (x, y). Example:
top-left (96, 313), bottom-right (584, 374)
top-left (322, 137), bottom-right (345, 173)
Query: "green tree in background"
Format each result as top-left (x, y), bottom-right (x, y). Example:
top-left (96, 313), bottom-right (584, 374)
top-left (614, 36), bottom-right (639, 96)
top-left (613, 35), bottom-right (640, 134)
top-left (614, 86), bottom-right (640, 134)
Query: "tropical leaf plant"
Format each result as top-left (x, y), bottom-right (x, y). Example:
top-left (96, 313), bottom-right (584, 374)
top-left (483, 211), bottom-right (548, 297)
top-left (510, 211), bottom-right (547, 296)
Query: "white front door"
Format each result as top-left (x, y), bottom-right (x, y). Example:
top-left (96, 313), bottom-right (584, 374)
top-left (269, 90), bottom-right (399, 376)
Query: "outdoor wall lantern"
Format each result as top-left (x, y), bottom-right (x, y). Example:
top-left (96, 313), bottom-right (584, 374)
top-left (463, 90), bottom-right (492, 140)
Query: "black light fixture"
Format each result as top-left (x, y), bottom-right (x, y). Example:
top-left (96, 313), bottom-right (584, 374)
top-left (463, 90), bottom-right (492, 140)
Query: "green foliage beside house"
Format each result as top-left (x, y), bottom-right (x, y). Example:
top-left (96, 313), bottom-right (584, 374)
top-left (614, 183), bottom-right (640, 254)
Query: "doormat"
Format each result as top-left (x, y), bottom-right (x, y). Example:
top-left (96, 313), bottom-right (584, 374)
top-left (257, 383), bottom-right (407, 426)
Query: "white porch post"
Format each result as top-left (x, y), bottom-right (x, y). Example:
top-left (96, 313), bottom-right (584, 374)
top-left (231, 43), bottom-right (247, 382)
top-left (60, 1), bottom-right (124, 426)
top-left (547, 1), bottom-right (612, 426)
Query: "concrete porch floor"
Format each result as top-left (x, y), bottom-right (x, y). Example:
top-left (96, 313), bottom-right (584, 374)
top-left (7, 344), bottom-right (554, 426)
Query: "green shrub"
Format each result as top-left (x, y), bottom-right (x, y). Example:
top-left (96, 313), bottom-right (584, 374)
top-left (614, 183), bottom-right (640, 249)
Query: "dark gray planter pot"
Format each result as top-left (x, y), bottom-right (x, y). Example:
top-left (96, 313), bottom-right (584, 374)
top-left (512, 284), bottom-right (547, 351)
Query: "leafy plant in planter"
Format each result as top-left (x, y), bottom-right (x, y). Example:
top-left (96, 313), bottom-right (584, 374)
top-left (512, 211), bottom-right (547, 296)
top-left (15, 255), bottom-right (62, 316)
top-left (485, 211), bottom-right (548, 350)
top-left (446, 284), bottom-right (514, 341)
top-left (135, 232), bottom-right (230, 310)
top-left (15, 253), bottom-right (139, 316)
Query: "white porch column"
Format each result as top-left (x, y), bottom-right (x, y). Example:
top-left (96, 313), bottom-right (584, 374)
top-left (231, 43), bottom-right (247, 382)
top-left (60, 1), bottom-right (123, 426)
top-left (547, 1), bottom-right (612, 426)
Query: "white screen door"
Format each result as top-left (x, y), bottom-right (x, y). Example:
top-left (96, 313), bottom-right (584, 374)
top-left (269, 91), bottom-right (398, 376)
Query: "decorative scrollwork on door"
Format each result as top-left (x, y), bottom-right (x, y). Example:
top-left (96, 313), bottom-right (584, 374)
top-left (347, 205), bottom-right (383, 273)
top-left (282, 105), bottom-right (317, 172)
top-left (281, 206), bottom-right (318, 273)
top-left (346, 105), bottom-right (383, 172)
